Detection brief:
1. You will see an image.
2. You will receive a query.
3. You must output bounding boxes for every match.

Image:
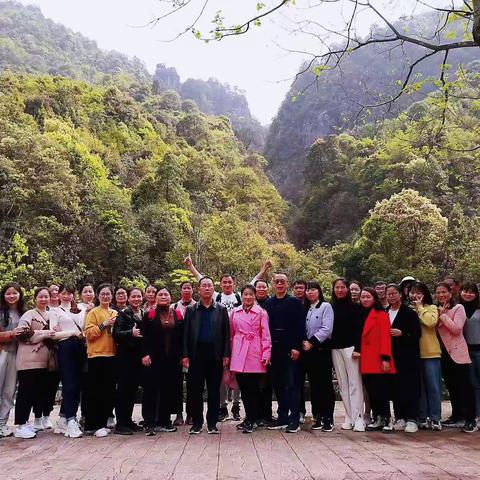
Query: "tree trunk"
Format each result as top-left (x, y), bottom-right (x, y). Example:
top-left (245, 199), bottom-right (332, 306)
top-left (473, 0), bottom-right (480, 46)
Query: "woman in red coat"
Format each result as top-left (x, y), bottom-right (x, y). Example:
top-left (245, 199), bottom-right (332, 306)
top-left (357, 287), bottom-right (396, 431)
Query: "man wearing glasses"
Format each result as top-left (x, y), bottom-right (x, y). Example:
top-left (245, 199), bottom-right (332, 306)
top-left (264, 274), bottom-right (305, 433)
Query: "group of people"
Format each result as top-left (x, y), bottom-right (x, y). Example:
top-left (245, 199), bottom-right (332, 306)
top-left (0, 258), bottom-right (479, 440)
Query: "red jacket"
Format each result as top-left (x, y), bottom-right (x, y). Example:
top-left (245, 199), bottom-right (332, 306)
top-left (360, 308), bottom-right (396, 375)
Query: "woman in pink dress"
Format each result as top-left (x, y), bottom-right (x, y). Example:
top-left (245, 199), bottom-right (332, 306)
top-left (229, 284), bottom-right (271, 433)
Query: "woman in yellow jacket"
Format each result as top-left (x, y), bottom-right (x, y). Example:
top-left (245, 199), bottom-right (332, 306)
top-left (84, 283), bottom-right (117, 437)
top-left (410, 282), bottom-right (441, 430)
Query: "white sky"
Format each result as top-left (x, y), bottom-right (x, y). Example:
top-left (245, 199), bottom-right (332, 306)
top-left (19, 0), bottom-right (432, 124)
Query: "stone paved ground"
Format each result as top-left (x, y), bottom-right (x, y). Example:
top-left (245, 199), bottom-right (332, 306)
top-left (2, 402), bottom-right (480, 480)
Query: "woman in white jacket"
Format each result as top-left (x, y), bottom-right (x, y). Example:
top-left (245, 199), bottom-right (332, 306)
top-left (50, 284), bottom-right (86, 438)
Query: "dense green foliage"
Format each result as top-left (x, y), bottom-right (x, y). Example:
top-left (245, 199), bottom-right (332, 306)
top-left (154, 64), bottom-right (265, 151)
top-left (291, 70), bottom-right (480, 284)
top-left (0, 73), bottom-right (332, 290)
top-left (264, 11), bottom-right (480, 203)
top-left (0, 2), bottom-right (150, 83)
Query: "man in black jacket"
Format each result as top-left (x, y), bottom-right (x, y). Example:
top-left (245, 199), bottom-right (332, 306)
top-left (182, 277), bottom-right (230, 434)
top-left (264, 273), bottom-right (305, 433)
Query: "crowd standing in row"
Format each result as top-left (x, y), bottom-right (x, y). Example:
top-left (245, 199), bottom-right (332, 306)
top-left (0, 259), bottom-right (479, 439)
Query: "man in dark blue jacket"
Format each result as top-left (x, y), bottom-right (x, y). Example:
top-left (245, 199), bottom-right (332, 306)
top-left (264, 273), bottom-right (305, 432)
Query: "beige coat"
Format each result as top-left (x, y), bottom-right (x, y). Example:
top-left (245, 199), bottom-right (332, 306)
top-left (16, 309), bottom-right (52, 371)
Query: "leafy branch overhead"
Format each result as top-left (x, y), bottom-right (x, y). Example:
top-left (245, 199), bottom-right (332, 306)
top-left (153, 1), bottom-right (480, 109)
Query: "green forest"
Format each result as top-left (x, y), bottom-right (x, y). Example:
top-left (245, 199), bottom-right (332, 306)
top-left (1, 1), bottom-right (480, 292)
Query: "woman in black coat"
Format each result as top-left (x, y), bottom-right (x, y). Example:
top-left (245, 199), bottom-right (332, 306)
top-left (141, 287), bottom-right (183, 436)
top-left (386, 284), bottom-right (421, 433)
top-left (112, 287), bottom-right (145, 435)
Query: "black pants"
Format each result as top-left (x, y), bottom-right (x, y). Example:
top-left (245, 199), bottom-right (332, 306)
top-left (58, 338), bottom-right (86, 420)
top-left (84, 357), bottom-right (116, 431)
top-left (393, 366), bottom-right (420, 421)
top-left (363, 374), bottom-right (391, 419)
top-left (271, 353), bottom-right (302, 425)
top-left (142, 357), bottom-right (182, 427)
top-left (236, 373), bottom-right (263, 423)
top-left (33, 370), bottom-right (59, 418)
top-left (15, 369), bottom-right (48, 425)
top-left (116, 353), bottom-right (142, 427)
top-left (441, 353), bottom-right (475, 422)
top-left (171, 365), bottom-right (184, 415)
top-left (303, 349), bottom-right (335, 422)
top-left (259, 369), bottom-right (273, 419)
top-left (187, 344), bottom-right (223, 428)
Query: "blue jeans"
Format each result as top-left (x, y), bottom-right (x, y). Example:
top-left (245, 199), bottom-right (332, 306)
top-left (418, 358), bottom-right (441, 422)
top-left (58, 338), bottom-right (87, 420)
top-left (469, 350), bottom-right (480, 417)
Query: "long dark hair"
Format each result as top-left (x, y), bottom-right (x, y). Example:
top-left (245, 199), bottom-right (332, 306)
top-left (331, 277), bottom-right (352, 303)
top-left (410, 282), bottom-right (434, 306)
top-left (58, 284), bottom-right (81, 314)
top-left (305, 281), bottom-right (325, 306)
top-left (0, 282), bottom-right (25, 327)
top-left (361, 287), bottom-right (384, 311)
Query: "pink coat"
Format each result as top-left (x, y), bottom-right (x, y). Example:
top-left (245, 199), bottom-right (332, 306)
top-left (229, 304), bottom-right (271, 373)
top-left (437, 304), bottom-right (471, 365)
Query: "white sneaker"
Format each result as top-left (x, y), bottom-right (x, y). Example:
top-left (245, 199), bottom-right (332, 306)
top-left (94, 427), bottom-right (110, 438)
top-left (299, 413), bottom-right (305, 424)
top-left (393, 419), bottom-right (406, 431)
top-left (353, 417), bottom-right (366, 432)
top-left (65, 419), bottom-right (83, 438)
top-left (107, 417), bottom-right (116, 429)
top-left (341, 422), bottom-right (353, 430)
top-left (405, 421), bottom-right (418, 433)
top-left (15, 424), bottom-right (36, 439)
top-left (42, 415), bottom-right (53, 430)
top-left (33, 417), bottom-right (44, 431)
top-left (54, 416), bottom-right (68, 434)
top-left (0, 424), bottom-right (12, 437)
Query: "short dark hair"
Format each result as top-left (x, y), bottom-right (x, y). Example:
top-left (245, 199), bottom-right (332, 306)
top-left (114, 285), bottom-right (128, 296)
top-left (240, 284), bottom-right (256, 295)
top-left (198, 276), bottom-right (214, 287)
top-left (349, 279), bottom-right (362, 289)
top-left (386, 283), bottom-right (402, 294)
top-left (305, 281), bottom-right (325, 305)
top-left (331, 277), bottom-right (351, 303)
top-left (292, 280), bottom-right (307, 288)
top-left (375, 280), bottom-right (387, 287)
top-left (220, 274), bottom-right (235, 282)
top-left (254, 279), bottom-right (269, 288)
top-left (361, 287), bottom-right (384, 311)
top-left (127, 287), bottom-right (143, 297)
top-left (460, 282), bottom-right (480, 310)
top-left (156, 286), bottom-right (172, 296)
top-left (34, 286), bottom-right (50, 300)
top-left (180, 281), bottom-right (193, 288)
top-left (96, 283), bottom-right (114, 296)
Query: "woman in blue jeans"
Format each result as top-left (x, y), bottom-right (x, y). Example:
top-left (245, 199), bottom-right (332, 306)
top-left (460, 282), bottom-right (480, 433)
top-left (50, 284), bottom-right (86, 438)
top-left (410, 283), bottom-right (442, 430)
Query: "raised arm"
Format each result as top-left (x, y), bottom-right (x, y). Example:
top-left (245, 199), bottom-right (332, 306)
top-left (183, 254), bottom-right (203, 282)
top-left (251, 259), bottom-right (273, 284)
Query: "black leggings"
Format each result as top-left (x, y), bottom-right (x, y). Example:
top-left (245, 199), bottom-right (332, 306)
top-left (15, 369), bottom-right (48, 425)
top-left (84, 357), bottom-right (116, 431)
top-left (363, 374), bottom-right (392, 420)
top-left (236, 373), bottom-right (263, 423)
top-left (441, 353), bottom-right (475, 422)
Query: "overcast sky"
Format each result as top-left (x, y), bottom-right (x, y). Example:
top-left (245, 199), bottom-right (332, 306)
top-left (20, 0), bottom-right (431, 124)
